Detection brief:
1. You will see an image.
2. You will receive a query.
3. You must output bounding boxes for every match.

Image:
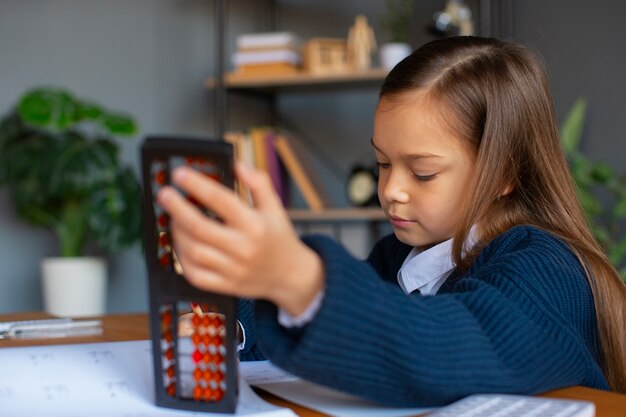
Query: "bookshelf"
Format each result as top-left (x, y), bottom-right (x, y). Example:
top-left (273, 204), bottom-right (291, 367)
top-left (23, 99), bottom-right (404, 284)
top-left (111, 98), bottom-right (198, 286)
top-left (209, 0), bottom-right (388, 237)
top-left (287, 207), bottom-right (386, 222)
top-left (205, 68), bottom-right (388, 90)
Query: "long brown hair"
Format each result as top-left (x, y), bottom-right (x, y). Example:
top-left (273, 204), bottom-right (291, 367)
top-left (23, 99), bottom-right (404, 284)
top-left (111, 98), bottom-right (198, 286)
top-left (380, 36), bottom-right (626, 392)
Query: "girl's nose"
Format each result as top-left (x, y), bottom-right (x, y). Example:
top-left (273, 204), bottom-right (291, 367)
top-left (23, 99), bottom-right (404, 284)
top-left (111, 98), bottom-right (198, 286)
top-left (381, 171), bottom-right (410, 204)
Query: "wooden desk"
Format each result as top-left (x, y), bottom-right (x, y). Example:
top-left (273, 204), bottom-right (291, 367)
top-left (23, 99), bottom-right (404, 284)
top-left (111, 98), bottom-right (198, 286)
top-left (1, 312), bottom-right (625, 416)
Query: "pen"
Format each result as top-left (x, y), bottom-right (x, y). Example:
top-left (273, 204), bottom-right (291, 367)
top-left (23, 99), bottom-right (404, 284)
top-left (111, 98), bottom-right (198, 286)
top-left (5, 319), bottom-right (103, 340)
top-left (0, 317), bottom-right (72, 333)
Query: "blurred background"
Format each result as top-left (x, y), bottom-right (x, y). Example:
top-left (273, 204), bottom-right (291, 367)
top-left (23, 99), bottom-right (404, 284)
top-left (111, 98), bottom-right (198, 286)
top-left (1, 0), bottom-right (625, 314)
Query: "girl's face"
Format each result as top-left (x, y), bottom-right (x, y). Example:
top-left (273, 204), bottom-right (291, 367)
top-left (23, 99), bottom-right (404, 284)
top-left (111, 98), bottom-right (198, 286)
top-left (372, 91), bottom-right (477, 249)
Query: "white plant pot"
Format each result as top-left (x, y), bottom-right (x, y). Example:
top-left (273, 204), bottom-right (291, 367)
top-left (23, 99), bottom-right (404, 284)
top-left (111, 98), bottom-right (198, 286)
top-left (380, 42), bottom-right (412, 70)
top-left (41, 257), bottom-right (107, 317)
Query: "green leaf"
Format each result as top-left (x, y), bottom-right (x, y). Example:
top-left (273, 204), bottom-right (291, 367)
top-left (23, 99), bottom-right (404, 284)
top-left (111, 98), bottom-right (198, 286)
top-left (608, 236), bottom-right (626, 266)
top-left (592, 225), bottom-right (611, 249)
top-left (4, 133), bottom-right (58, 208)
top-left (48, 134), bottom-right (122, 200)
top-left (77, 101), bottom-right (105, 121)
top-left (590, 163), bottom-right (613, 183)
top-left (102, 113), bottom-right (137, 136)
top-left (613, 198), bottom-right (626, 217)
top-left (87, 167), bottom-right (142, 251)
top-left (577, 188), bottom-right (602, 218)
top-left (18, 88), bottom-right (78, 131)
top-left (560, 98), bottom-right (586, 155)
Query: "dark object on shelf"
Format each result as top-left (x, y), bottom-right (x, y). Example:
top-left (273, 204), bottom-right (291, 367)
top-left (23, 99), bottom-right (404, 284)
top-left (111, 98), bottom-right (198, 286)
top-left (346, 164), bottom-right (380, 207)
top-left (141, 137), bottom-right (238, 413)
top-left (429, 0), bottom-right (475, 37)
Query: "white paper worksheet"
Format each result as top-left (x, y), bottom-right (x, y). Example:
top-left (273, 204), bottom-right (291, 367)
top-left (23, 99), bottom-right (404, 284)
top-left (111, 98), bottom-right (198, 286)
top-left (0, 340), bottom-right (295, 417)
top-left (240, 361), bottom-right (434, 417)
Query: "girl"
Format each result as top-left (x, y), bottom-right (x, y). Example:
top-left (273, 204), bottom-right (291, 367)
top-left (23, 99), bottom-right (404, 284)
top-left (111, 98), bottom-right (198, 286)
top-left (157, 36), bottom-right (626, 406)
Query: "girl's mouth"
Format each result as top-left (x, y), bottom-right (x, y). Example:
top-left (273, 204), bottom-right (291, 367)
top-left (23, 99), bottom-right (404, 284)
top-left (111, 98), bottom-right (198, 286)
top-left (389, 216), bottom-right (415, 228)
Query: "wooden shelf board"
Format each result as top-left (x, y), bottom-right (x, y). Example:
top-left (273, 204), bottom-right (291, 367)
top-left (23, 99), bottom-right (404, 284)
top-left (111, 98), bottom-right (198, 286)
top-left (287, 207), bottom-right (386, 222)
top-left (205, 68), bottom-right (389, 90)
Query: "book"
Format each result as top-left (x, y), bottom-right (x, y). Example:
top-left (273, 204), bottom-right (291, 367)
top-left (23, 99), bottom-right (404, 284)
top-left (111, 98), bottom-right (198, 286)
top-left (264, 131), bottom-right (290, 206)
top-left (249, 127), bottom-right (268, 173)
top-left (232, 49), bottom-right (300, 67)
top-left (273, 133), bottom-right (325, 211)
top-left (236, 31), bottom-right (300, 50)
top-left (224, 131), bottom-right (252, 204)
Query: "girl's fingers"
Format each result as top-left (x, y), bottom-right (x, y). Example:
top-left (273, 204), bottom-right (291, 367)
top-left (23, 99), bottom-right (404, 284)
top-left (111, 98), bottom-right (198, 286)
top-left (235, 162), bottom-right (284, 212)
top-left (171, 166), bottom-right (252, 228)
top-left (158, 186), bottom-right (243, 255)
top-left (180, 262), bottom-right (242, 298)
top-left (172, 230), bottom-right (244, 278)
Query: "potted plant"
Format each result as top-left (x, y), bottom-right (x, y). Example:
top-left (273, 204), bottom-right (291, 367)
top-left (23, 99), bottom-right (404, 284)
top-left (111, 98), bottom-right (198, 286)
top-left (379, 0), bottom-right (414, 69)
top-left (0, 87), bottom-right (142, 316)
top-left (561, 98), bottom-right (626, 281)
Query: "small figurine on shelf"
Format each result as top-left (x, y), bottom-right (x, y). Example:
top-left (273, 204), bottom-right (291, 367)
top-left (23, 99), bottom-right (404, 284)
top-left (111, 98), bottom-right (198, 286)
top-left (347, 15), bottom-right (377, 71)
top-left (303, 38), bottom-right (350, 74)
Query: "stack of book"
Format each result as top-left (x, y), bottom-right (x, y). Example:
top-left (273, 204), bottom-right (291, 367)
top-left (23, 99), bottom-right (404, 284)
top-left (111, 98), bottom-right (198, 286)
top-left (224, 128), bottom-right (326, 211)
top-left (231, 32), bottom-right (301, 76)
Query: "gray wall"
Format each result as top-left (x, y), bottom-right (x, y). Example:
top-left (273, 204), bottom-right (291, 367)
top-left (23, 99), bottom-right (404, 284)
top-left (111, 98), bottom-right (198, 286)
top-left (513, 1), bottom-right (626, 165)
top-left (1, 0), bottom-right (625, 314)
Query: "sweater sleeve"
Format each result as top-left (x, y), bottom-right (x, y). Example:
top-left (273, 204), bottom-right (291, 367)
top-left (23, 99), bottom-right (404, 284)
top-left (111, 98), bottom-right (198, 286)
top-left (254, 232), bottom-right (608, 407)
top-left (236, 298), bottom-right (266, 361)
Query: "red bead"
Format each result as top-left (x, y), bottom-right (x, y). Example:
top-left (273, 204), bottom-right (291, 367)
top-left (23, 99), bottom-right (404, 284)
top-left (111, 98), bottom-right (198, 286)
top-left (155, 170), bottom-right (167, 186)
top-left (162, 330), bottom-right (173, 343)
top-left (166, 365), bottom-right (176, 378)
top-left (159, 254), bottom-right (170, 267)
top-left (193, 385), bottom-right (203, 401)
top-left (193, 368), bottom-right (203, 381)
top-left (161, 311), bottom-right (172, 326)
top-left (203, 387), bottom-right (214, 401)
top-left (166, 383), bottom-right (176, 397)
top-left (210, 388), bottom-right (224, 402)
top-left (192, 349), bottom-right (203, 364)
top-left (164, 348), bottom-right (174, 361)
top-left (192, 332), bottom-right (202, 346)
top-left (158, 232), bottom-right (170, 247)
top-left (203, 369), bottom-right (213, 381)
top-left (158, 213), bottom-right (169, 228)
top-left (210, 354), bottom-right (224, 365)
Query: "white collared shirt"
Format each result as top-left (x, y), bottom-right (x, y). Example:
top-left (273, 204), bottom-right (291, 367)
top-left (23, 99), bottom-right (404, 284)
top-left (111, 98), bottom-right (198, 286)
top-left (397, 238), bottom-right (455, 296)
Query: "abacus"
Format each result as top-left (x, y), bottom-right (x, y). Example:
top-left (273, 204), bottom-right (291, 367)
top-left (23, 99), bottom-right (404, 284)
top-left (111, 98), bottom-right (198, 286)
top-left (140, 136), bottom-right (238, 413)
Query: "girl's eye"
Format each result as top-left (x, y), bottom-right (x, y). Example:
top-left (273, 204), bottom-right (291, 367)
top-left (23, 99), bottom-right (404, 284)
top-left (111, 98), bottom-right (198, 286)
top-left (414, 173), bottom-right (437, 182)
top-left (376, 162), bottom-right (390, 170)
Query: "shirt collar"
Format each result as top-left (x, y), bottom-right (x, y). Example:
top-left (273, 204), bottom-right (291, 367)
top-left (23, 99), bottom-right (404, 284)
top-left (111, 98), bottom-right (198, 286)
top-left (397, 227), bottom-right (477, 296)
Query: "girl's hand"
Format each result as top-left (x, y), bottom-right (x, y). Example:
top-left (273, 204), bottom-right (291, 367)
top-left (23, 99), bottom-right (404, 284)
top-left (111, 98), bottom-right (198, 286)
top-left (157, 162), bottom-right (324, 316)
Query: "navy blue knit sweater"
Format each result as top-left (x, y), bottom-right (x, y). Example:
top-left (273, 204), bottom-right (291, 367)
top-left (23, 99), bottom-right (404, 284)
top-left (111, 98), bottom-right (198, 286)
top-left (237, 225), bottom-right (609, 406)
